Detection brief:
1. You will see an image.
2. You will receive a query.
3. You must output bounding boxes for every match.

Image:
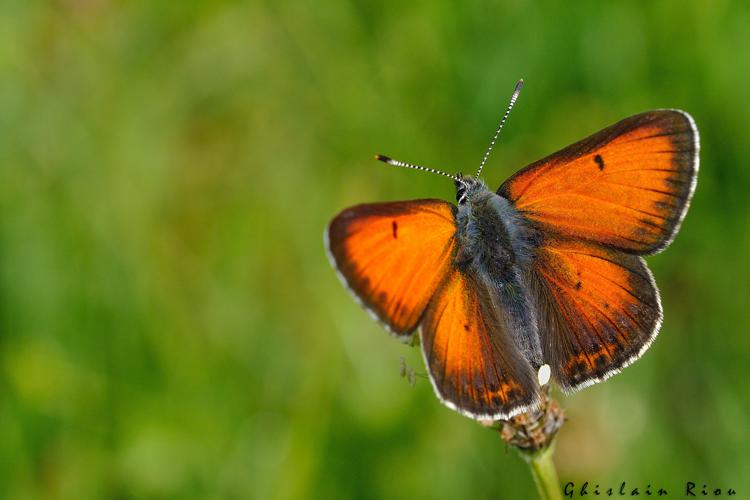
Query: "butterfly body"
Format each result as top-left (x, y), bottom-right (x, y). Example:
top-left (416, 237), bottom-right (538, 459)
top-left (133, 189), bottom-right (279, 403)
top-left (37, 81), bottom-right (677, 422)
top-left (453, 177), bottom-right (544, 366)
top-left (326, 107), bottom-right (699, 420)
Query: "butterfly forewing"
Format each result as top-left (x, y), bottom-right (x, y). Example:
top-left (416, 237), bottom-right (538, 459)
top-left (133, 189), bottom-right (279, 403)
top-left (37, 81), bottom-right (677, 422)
top-left (499, 110), bottom-right (698, 255)
top-left (326, 200), bottom-right (457, 338)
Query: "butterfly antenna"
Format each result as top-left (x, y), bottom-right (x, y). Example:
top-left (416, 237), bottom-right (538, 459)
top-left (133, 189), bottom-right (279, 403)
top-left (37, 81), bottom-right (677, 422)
top-left (475, 78), bottom-right (524, 179)
top-left (374, 154), bottom-right (463, 183)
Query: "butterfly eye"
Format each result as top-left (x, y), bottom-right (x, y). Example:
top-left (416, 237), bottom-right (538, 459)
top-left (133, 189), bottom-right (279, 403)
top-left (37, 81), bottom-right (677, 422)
top-left (456, 187), bottom-right (467, 204)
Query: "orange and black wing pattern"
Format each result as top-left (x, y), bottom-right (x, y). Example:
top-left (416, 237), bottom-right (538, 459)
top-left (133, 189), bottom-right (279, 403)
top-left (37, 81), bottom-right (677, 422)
top-left (421, 269), bottom-right (539, 419)
top-left (499, 110), bottom-right (699, 255)
top-left (326, 199), bottom-right (457, 339)
top-left (526, 238), bottom-right (661, 391)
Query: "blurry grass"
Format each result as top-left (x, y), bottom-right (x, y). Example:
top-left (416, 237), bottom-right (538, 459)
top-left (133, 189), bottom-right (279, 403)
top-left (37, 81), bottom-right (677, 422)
top-left (0, 0), bottom-right (749, 498)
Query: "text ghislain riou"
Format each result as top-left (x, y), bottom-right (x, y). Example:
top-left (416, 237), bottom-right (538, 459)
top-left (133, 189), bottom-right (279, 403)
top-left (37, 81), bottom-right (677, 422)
top-left (564, 481), bottom-right (736, 497)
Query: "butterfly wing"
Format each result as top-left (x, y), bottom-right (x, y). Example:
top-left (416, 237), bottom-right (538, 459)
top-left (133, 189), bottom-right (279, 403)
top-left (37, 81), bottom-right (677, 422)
top-left (326, 199), bottom-right (457, 339)
top-left (526, 238), bottom-right (661, 391)
top-left (499, 110), bottom-right (698, 391)
top-left (499, 110), bottom-right (699, 255)
top-left (421, 268), bottom-right (539, 419)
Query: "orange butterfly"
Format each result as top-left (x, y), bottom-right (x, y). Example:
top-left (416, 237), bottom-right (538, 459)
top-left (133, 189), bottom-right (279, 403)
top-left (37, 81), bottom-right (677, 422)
top-left (325, 80), bottom-right (699, 420)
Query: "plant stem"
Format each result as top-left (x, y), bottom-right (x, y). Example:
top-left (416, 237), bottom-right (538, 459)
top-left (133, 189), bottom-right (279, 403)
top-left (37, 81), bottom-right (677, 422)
top-left (523, 445), bottom-right (563, 500)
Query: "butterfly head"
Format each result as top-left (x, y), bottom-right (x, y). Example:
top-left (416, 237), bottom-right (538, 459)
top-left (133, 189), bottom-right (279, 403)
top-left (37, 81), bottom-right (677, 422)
top-left (455, 174), bottom-right (487, 206)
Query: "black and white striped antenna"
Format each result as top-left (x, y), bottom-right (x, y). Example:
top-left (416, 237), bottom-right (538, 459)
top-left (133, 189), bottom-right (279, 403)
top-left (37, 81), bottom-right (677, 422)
top-left (374, 154), bottom-right (463, 183)
top-left (475, 79), bottom-right (524, 179)
top-left (374, 79), bottom-right (524, 184)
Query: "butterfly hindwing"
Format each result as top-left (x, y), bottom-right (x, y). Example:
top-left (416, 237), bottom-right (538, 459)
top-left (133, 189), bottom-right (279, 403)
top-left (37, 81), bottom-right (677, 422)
top-left (499, 110), bottom-right (699, 255)
top-left (326, 199), bottom-right (457, 338)
top-left (421, 268), bottom-right (539, 419)
top-left (526, 238), bottom-right (661, 391)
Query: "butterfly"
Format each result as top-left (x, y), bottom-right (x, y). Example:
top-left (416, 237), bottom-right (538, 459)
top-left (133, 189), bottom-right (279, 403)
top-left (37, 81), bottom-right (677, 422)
top-left (325, 80), bottom-right (699, 420)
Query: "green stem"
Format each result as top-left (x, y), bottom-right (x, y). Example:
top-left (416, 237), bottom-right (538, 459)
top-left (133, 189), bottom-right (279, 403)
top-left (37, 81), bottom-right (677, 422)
top-left (522, 445), bottom-right (563, 500)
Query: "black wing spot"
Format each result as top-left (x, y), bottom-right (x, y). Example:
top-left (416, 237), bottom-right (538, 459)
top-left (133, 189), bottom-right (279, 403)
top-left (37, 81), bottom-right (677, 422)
top-left (391, 220), bottom-right (398, 239)
top-left (463, 323), bottom-right (470, 331)
top-left (575, 281), bottom-right (582, 290)
top-left (594, 154), bottom-right (605, 171)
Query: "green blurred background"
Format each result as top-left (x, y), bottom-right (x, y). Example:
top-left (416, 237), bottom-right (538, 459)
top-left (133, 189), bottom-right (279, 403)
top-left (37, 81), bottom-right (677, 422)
top-left (1, 0), bottom-right (749, 498)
